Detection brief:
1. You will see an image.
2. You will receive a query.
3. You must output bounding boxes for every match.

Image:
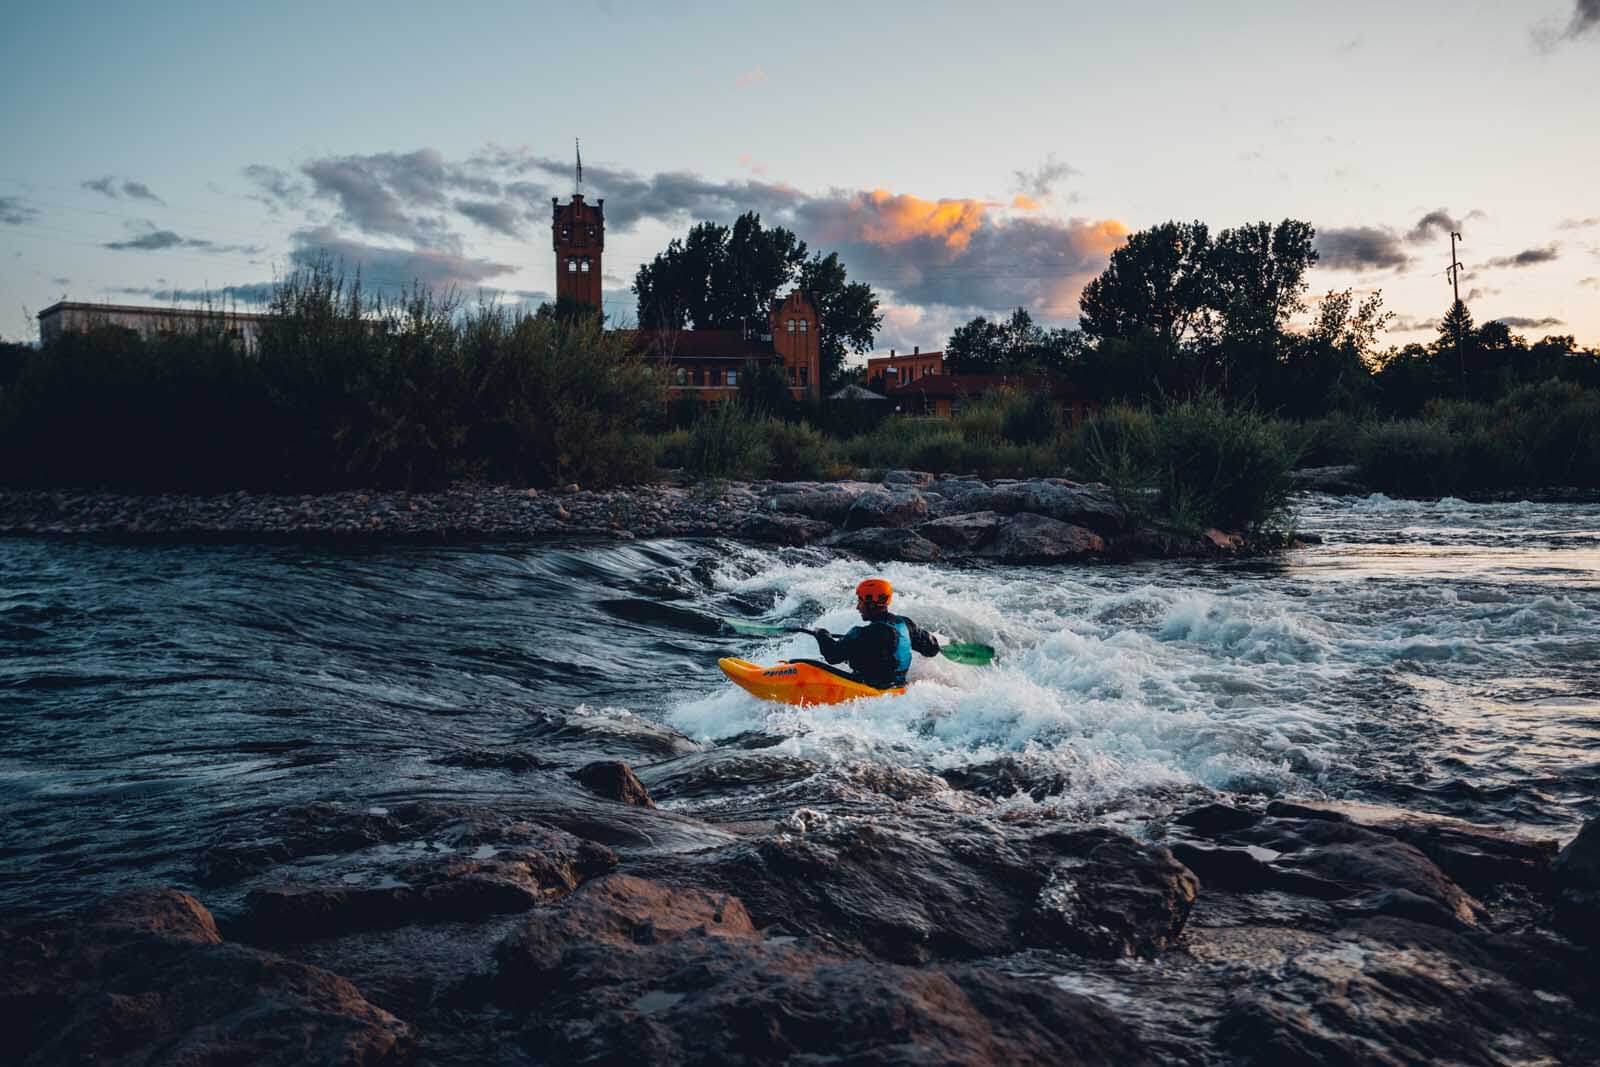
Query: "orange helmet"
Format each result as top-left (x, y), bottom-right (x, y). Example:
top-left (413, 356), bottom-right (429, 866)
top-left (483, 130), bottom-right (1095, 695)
top-left (855, 578), bottom-right (893, 609)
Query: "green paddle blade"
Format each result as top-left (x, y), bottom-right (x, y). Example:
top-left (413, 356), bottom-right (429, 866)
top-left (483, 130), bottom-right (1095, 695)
top-left (720, 618), bottom-right (798, 638)
top-left (939, 641), bottom-right (995, 666)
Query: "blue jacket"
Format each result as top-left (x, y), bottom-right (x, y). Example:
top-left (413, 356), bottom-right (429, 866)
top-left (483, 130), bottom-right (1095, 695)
top-left (815, 613), bottom-right (939, 689)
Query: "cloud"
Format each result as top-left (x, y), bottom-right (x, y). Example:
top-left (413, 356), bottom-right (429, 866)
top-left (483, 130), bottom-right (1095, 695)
top-left (1494, 316), bottom-right (1565, 329)
top-left (1581, 276), bottom-right (1600, 288)
top-left (0, 196), bottom-right (38, 225)
top-left (243, 164), bottom-right (307, 213)
top-left (1315, 226), bottom-right (1411, 270)
top-left (737, 153), bottom-right (770, 176)
top-left (455, 199), bottom-right (524, 237)
top-left (121, 181), bottom-right (165, 205)
top-left (1390, 315), bottom-right (1441, 333)
top-left (246, 145), bottom-right (1131, 319)
top-left (1559, 216), bottom-right (1600, 229)
top-left (734, 67), bottom-right (765, 89)
top-left (81, 176), bottom-right (165, 204)
top-left (1465, 287), bottom-right (1500, 301)
top-left (1405, 208), bottom-right (1462, 244)
top-left (115, 283), bottom-right (276, 305)
top-left (1482, 244), bottom-right (1560, 268)
top-left (103, 221), bottom-right (262, 254)
top-left (289, 225), bottom-right (517, 293)
top-left (1012, 156), bottom-right (1079, 200)
top-left (1567, 0), bottom-right (1599, 38)
top-left (51, 276), bottom-right (70, 286)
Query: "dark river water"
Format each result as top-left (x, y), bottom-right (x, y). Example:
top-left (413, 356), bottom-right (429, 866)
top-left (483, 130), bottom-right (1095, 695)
top-left (3, 492), bottom-right (1598, 917)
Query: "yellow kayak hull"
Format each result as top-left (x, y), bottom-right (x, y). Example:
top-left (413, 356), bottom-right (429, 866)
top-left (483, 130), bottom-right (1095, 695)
top-left (718, 657), bottom-right (904, 706)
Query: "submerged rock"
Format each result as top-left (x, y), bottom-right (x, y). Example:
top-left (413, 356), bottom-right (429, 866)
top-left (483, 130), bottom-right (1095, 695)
top-left (2, 888), bottom-right (414, 1066)
top-left (573, 760), bottom-right (656, 808)
top-left (1554, 817), bottom-right (1600, 944)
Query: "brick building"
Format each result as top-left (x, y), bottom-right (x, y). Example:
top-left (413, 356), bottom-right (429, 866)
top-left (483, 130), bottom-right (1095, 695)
top-left (866, 347), bottom-right (943, 390)
top-left (36, 302), bottom-right (270, 349)
top-left (551, 192), bottom-right (820, 403)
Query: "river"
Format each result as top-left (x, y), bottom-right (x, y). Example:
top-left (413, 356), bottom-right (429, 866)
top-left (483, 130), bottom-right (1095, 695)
top-left (3, 492), bottom-right (1597, 919)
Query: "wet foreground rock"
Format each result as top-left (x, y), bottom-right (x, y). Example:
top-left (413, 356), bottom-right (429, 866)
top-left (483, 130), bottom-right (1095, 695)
top-left (0, 889), bottom-right (414, 1065)
top-left (493, 874), bottom-right (1154, 1065)
top-left (11, 792), bottom-right (1599, 1065)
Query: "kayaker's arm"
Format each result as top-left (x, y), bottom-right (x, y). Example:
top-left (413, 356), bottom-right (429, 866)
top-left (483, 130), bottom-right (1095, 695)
top-left (812, 627), bottom-right (850, 664)
top-left (907, 619), bottom-right (940, 658)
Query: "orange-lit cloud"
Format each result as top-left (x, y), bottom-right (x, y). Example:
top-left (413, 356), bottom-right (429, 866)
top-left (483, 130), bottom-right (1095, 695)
top-left (734, 67), bottom-right (766, 89)
top-left (1011, 194), bottom-right (1042, 212)
top-left (847, 189), bottom-right (989, 253)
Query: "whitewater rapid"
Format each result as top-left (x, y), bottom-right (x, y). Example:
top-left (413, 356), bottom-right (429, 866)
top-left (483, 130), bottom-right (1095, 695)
top-left (669, 493), bottom-right (1600, 828)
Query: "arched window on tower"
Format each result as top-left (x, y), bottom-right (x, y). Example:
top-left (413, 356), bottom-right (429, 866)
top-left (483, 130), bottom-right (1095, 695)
top-left (567, 258), bottom-right (577, 273)
top-left (580, 258), bottom-right (591, 273)
top-left (786, 319), bottom-right (797, 333)
top-left (798, 319), bottom-right (808, 333)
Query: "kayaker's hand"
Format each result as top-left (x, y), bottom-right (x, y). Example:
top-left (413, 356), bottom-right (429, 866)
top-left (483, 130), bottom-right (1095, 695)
top-left (814, 628), bottom-right (832, 641)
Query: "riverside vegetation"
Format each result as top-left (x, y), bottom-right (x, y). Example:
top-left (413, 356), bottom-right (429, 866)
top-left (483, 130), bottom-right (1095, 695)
top-left (3, 254), bottom-right (1598, 542)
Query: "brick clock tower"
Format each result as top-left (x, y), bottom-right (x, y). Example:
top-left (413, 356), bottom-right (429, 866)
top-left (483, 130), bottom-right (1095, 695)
top-left (552, 194), bottom-right (604, 308)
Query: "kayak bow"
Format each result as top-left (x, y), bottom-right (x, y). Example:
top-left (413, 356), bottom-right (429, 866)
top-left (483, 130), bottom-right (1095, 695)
top-left (718, 657), bottom-right (904, 706)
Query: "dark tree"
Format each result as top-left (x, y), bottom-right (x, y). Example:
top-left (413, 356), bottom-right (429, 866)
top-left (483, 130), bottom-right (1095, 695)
top-left (633, 213), bottom-right (880, 388)
top-left (1437, 299), bottom-right (1476, 383)
top-left (1209, 219), bottom-right (1319, 396)
top-left (946, 308), bottom-right (1082, 374)
top-left (1078, 221), bottom-right (1215, 351)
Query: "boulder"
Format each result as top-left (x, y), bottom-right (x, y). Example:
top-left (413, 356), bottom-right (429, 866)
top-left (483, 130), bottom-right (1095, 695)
top-left (882, 468), bottom-right (935, 487)
top-left (843, 489), bottom-right (930, 530)
top-left (237, 822), bottom-right (617, 944)
top-left (2, 888), bottom-right (415, 1066)
top-left (942, 481), bottom-right (1127, 533)
top-left (1175, 802), bottom-right (1264, 836)
top-left (495, 874), bottom-right (757, 1001)
top-left (495, 876), bottom-right (1153, 1065)
top-left (1217, 918), bottom-right (1571, 1067)
top-left (916, 510), bottom-right (1006, 552)
top-left (1034, 832), bottom-right (1200, 958)
top-left (739, 512), bottom-right (835, 546)
top-left (1222, 817), bottom-right (1484, 925)
top-left (829, 527), bottom-right (942, 562)
top-left (573, 760), bottom-right (656, 808)
top-left (645, 815), bottom-right (1195, 963)
top-left (981, 513), bottom-right (1105, 561)
top-left (768, 484), bottom-right (871, 524)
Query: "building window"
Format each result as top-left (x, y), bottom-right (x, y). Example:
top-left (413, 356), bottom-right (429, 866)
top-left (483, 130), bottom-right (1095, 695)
top-left (580, 258), bottom-right (591, 273)
top-left (786, 319), bottom-right (796, 333)
top-left (800, 367), bottom-right (809, 387)
top-left (587, 226), bottom-right (596, 238)
top-left (726, 369), bottom-right (738, 386)
top-left (675, 367), bottom-right (687, 386)
top-left (561, 227), bottom-right (570, 240)
top-left (798, 319), bottom-right (808, 333)
top-left (567, 258), bottom-right (577, 273)
top-left (787, 367), bottom-right (796, 385)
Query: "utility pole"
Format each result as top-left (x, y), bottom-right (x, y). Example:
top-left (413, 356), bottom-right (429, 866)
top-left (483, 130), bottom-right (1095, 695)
top-left (1446, 231), bottom-right (1464, 305)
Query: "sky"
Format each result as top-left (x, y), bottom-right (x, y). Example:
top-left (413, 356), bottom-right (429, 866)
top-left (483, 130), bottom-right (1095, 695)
top-left (2, 0), bottom-right (1597, 356)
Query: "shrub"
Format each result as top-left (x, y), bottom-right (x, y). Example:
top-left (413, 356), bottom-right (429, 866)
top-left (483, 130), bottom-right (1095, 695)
top-left (1071, 397), bottom-right (1298, 532)
top-left (684, 401), bottom-right (771, 479)
top-left (766, 419), bottom-right (834, 480)
top-left (0, 262), bottom-right (666, 490)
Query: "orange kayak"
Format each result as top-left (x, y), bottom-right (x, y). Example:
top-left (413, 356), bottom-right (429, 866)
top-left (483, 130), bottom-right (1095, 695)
top-left (718, 657), bottom-right (904, 706)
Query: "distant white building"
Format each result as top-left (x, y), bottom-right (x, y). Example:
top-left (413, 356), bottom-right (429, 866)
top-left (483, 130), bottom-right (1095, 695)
top-left (36, 302), bottom-right (272, 349)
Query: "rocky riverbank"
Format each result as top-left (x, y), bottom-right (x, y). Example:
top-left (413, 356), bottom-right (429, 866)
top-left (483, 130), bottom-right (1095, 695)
top-left (6, 723), bottom-right (1598, 1065)
top-left (0, 472), bottom-right (1284, 562)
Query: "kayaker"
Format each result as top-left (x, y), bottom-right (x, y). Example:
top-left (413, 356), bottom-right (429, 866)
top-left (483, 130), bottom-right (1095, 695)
top-left (812, 578), bottom-right (940, 689)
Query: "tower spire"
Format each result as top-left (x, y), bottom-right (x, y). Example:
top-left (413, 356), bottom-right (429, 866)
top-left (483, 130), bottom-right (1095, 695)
top-left (575, 138), bottom-right (583, 196)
